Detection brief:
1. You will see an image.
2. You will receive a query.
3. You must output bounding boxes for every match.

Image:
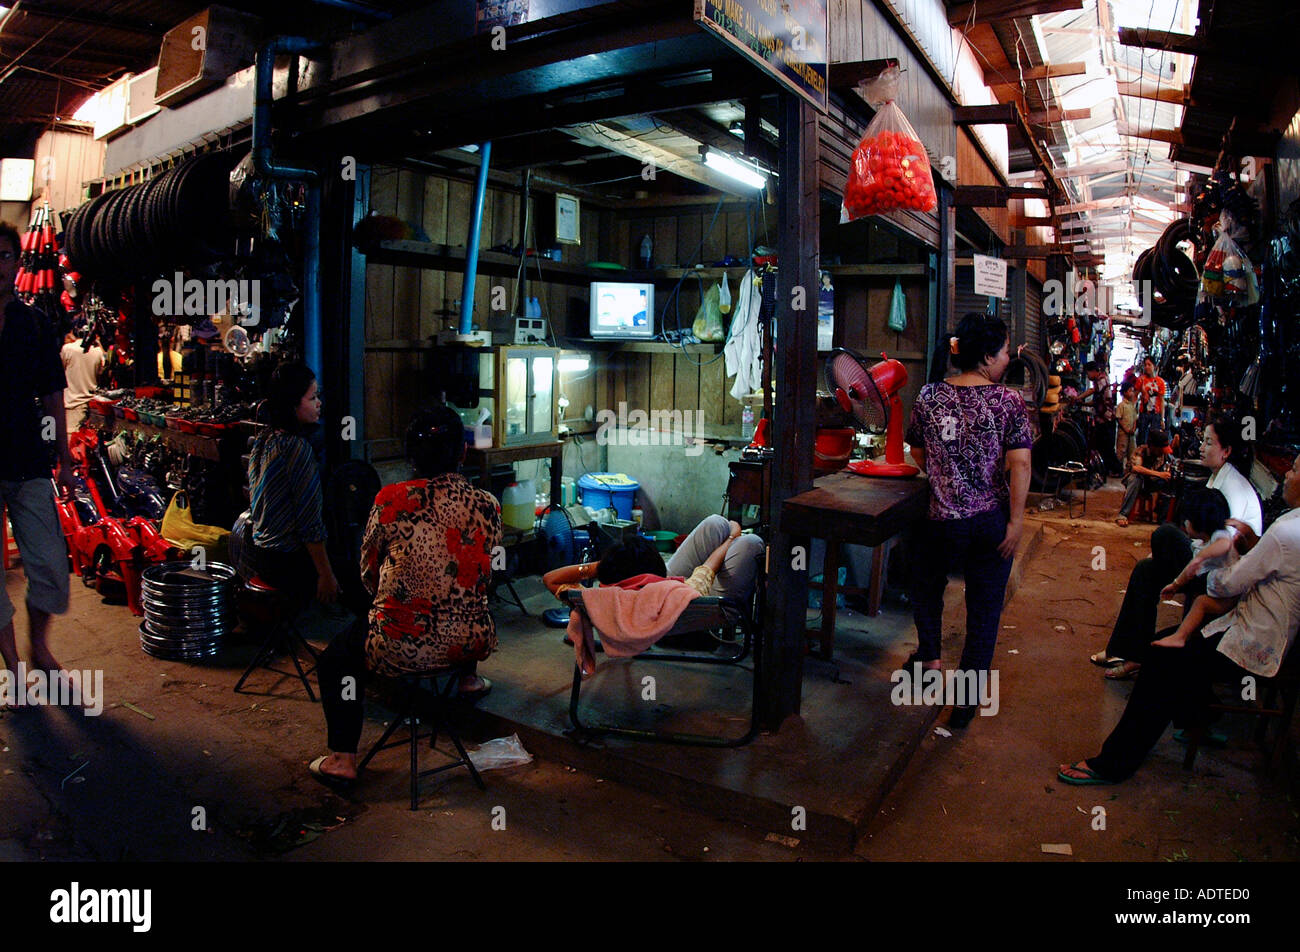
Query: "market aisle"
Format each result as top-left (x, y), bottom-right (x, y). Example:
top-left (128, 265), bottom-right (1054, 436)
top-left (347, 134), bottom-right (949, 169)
top-left (857, 486), bottom-right (1300, 862)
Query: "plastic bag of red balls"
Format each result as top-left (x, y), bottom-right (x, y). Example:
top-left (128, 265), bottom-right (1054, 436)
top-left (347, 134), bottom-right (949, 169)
top-left (841, 66), bottom-right (937, 222)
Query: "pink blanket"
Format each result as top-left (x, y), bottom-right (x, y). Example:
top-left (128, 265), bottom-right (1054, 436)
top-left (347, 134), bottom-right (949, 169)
top-left (567, 580), bottom-right (700, 676)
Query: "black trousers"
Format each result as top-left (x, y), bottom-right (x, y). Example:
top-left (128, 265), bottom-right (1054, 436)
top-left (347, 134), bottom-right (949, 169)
top-left (1095, 419), bottom-right (1120, 475)
top-left (910, 507), bottom-right (1014, 673)
top-left (317, 616), bottom-right (371, 753)
top-left (316, 619), bottom-right (478, 754)
top-left (1105, 524), bottom-right (1201, 663)
top-left (1087, 629), bottom-right (1240, 781)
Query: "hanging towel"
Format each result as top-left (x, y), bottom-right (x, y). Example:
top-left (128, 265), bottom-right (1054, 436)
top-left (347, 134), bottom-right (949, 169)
top-left (567, 579), bottom-right (700, 676)
top-left (724, 269), bottom-right (763, 401)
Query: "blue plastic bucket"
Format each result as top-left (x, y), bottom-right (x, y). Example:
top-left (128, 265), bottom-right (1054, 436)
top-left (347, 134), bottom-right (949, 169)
top-left (577, 473), bottom-right (639, 520)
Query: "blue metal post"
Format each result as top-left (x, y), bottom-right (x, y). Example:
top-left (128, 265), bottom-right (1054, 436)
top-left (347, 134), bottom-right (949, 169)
top-left (459, 142), bottom-right (492, 335)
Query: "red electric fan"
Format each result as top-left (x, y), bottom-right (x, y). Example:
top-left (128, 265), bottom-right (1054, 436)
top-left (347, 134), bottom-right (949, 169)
top-left (825, 349), bottom-right (919, 478)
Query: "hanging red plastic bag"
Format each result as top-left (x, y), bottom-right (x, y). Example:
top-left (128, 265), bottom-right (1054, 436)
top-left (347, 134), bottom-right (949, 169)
top-left (841, 66), bottom-right (937, 222)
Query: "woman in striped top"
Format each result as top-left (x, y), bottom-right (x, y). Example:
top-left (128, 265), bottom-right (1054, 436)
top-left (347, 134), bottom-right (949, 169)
top-left (242, 361), bottom-right (341, 605)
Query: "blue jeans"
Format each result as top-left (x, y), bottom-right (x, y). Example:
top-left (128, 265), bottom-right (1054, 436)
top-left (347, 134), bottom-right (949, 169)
top-left (1137, 411), bottom-right (1161, 445)
top-left (909, 507), bottom-right (1014, 673)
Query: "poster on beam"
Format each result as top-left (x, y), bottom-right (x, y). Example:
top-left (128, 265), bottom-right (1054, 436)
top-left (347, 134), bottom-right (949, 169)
top-left (694, 0), bottom-right (828, 113)
top-left (973, 254), bottom-right (1008, 299)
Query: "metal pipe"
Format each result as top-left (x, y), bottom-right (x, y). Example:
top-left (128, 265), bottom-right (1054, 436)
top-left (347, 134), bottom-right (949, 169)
top-left (254, 37), bottom-right (323, 376)
top-left (459, 141), bottom-right (492, 335)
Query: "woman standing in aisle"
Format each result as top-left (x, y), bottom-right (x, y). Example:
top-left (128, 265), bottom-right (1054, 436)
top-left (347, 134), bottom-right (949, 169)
top-left (904, 313), bottom-right (1033, 727)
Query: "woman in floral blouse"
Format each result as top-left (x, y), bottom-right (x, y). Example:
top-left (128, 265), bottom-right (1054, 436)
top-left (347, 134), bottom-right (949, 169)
top-left (905, 313), bottom-right (1033, 728)
top-left (309, 407), bottom-right (502, 784)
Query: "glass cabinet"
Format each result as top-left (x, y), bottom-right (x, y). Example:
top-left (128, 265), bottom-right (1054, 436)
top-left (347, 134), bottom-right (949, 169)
top-left (492, 346), bottom-right (558, 447)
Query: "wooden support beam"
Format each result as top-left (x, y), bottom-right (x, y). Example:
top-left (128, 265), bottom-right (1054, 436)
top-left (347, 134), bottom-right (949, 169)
top-left (1117, 26), bottom-right (1205, 56)
top-left (954, 185), bottom-right (1051, 206)
top-left (1010, 215), bottom-right (1056, 228)
top-left (828, 59), bottom-right (899, 89)
top-left (1000, 244), bottom-right (1070, 258)
top-left (1060, 160), bottom-right (1131, 179)
top-left (1027, 107), bottom-right (1092, 125)
top-left (983, 61), bottom-right (1087, 86)
top-left (1116, 80), bottom-right (1189, 105)
top-left (949, 0), bottom-right (1083, 27)
top-left (953, 103), bottom-right (1018, 126)
top-left (1054, 196), bottom-right (1133, 214)
top-left (1117, 122), bottom-right (1182, 145)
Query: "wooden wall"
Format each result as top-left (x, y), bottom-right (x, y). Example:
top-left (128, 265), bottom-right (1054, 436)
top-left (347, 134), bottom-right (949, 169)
top-left (363, 164), bottom-right (615, 445)
top-left (957, 128), bottom-right (1008, 245)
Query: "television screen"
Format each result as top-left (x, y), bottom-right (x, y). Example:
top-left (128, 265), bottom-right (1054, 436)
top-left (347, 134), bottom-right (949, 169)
top-left (589, 282), bottom-right (654, 339)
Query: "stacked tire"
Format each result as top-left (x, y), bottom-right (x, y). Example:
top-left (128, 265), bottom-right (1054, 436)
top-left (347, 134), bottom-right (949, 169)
top-left (1132, 219), bottom-right (1199, 329)
top-left (63, 152), bottom-right (237, 278)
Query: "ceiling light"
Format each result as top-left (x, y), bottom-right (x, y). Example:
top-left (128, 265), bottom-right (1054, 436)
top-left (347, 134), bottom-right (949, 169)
top-left (700, 147), bottom-right (766, 190)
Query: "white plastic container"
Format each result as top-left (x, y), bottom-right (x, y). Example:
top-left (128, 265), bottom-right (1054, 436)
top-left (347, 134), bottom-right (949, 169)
top-left (501, 480), bottom-right (536, 531)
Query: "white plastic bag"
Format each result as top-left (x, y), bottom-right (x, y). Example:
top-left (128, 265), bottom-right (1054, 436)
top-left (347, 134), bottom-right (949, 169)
top-left (466, 733), bottom-right (534, 771)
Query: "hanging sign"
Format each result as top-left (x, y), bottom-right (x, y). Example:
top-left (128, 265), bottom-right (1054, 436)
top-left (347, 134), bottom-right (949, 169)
top-left (973, 254), bottom-right (1007, 299)
top-left (694, 0), bottom-right (828, 113)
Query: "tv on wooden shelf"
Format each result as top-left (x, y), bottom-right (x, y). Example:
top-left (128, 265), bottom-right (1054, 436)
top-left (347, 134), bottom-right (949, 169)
top-left (589, 281), bottom-right (654, 339)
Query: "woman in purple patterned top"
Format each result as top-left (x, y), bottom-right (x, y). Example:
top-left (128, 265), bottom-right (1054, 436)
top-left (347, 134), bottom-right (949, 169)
top-left (903, 313), bottom-right (1033, 728)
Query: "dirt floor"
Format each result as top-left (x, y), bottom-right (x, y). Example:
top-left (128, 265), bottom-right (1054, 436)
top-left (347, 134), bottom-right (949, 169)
top-left (1, 478), bottom-right (1296, 862)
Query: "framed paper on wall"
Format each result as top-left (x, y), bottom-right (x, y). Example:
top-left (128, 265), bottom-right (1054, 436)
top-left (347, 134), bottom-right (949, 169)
top-left (555, 193), bottom-right (581, 245)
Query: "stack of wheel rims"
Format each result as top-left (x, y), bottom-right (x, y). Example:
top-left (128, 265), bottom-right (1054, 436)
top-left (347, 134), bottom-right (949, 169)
top-left (139, 561), bottom-right (237, 660)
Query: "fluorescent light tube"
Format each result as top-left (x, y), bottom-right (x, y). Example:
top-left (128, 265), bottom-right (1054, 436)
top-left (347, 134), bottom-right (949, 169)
top-left (702, 150), bottom-right (767, 190)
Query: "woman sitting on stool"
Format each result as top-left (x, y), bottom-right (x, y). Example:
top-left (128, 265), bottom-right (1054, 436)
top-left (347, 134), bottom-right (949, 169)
top-left (241, 361), bottom-right (340, 606)
top-left (309, 408), bottom-right (502, 784)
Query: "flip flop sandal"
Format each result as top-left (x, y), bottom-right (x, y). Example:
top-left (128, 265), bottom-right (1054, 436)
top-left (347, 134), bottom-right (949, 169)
top-left (457, 677), bottom-right (492, 701)
top-left (1057, 763), bottom-right (1116, 786)
top-left (1104, 661), bottom-right (1142, 680)
top-left (1090, 651), bottom-right (1123, 667)
top-left (308, 755), bottom-right (356, 788)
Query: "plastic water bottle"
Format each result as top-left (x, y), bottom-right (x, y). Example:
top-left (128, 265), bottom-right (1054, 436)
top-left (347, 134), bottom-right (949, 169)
top-left (640, 234), bottom-right (653, 269)
top-left (741, 405), bottom-right (755, 440)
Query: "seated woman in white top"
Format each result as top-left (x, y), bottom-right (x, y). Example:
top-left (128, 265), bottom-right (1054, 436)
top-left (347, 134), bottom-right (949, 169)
top-left (1090, 414), bottom-right (1261, 679)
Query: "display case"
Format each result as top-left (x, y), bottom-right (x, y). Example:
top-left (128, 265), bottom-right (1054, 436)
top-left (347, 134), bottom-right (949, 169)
top-left (430, 344), bottom-right (559, 448)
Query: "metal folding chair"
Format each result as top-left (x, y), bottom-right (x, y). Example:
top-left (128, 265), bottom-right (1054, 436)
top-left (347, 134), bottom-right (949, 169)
top-left (563, 588), bottom-right (763, 747)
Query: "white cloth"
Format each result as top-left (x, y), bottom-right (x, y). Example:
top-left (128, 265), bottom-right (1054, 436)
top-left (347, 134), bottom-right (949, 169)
top-left (60, 341), bottom-right (104, 411)
top-left (1207, 462), bottom-right (1263, 538)
top-left (723, 270), bottom-right (763, 402)
top-left (1204, 508), bottom-right (1300, 677)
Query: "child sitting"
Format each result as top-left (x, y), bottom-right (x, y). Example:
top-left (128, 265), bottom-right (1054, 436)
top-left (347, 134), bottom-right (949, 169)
top-left (1151, 488), bottom-right (1239, 649)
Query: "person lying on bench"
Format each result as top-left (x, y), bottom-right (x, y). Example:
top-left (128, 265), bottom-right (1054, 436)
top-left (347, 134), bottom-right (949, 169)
top-left (544, 515), bottom-right (762, 602)
top-left (546, 519), bottom-right (760, 674)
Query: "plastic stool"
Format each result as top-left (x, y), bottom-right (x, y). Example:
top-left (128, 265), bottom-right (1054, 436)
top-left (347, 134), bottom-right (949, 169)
top-left (2, 507), bottom-right (18, 569)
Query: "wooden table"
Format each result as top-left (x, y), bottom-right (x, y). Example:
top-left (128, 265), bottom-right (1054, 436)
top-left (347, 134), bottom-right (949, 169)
top-left (464, 441), bottom-right (563, 505)
top-left (780, 470), bottom-right (929, 659)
